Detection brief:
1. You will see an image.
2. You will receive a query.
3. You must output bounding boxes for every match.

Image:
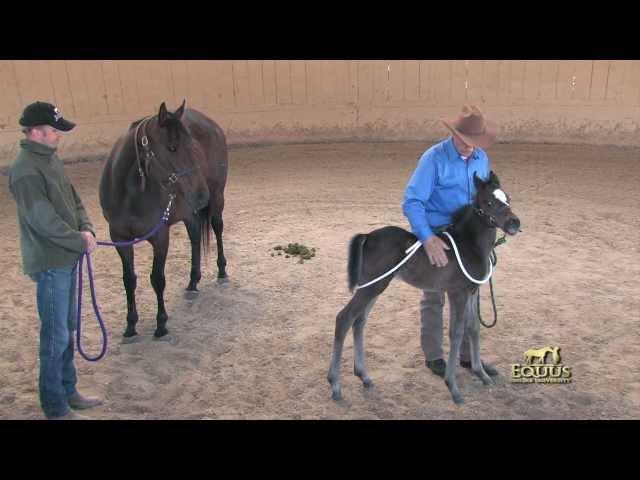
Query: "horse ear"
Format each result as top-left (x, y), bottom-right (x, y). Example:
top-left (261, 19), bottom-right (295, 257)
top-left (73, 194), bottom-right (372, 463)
top-left (175, 99), bottom-right (186, 120)
top-left (158, 102), bottom-right (168, 126)
top-left (489, 171), bottom-right (500, 187)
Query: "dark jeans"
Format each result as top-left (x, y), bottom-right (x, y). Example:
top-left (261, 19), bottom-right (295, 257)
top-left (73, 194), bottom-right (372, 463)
top-left (28, 264), bottom-right (78, 418)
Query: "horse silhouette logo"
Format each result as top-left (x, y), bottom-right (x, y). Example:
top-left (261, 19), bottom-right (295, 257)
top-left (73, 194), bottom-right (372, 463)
top-left (523, 346), bottom-right (561, 365)
top-left (512, 346), bottom-right (572, 384)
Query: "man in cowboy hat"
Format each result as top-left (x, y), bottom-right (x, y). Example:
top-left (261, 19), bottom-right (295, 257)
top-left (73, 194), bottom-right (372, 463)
top-left (8, 101), bottom-right (103, 419)
top-left (402, 104), bottom-right (500, 378)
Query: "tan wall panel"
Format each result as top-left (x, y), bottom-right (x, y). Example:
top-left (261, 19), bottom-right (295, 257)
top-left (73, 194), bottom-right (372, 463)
top-left (430, 61), bottom-right (451, 105)
top-left (275, 61), bottom-right (292, 105)
top-left (357, 61), bottom-right (375, 105)
top-left (83, 60), bottom-right (109, 118)
top-left (168, 61), bottom-right (189, 108)
top-left (117, 60), bottom-right (142, 115)
top-left (100, 61), bottom-right (124, 115)
top-left (497, 60), bottom-right (510, 104)
top-left (605, 60), bottom-right (626, 103)
top-left (261, 61), bottom-right (277, 106)
top-left (2, 60), bottom-right (640, 168)
top-left (330, 61), bottom-right (350, 104)
top-left (215, 61), bottom-right (236, 110)
top-left (290, 61), bottom-right (307, 106)
top-left (450, 60), bottom-right (467, 103)
top-left (403, 61), bottom-right (420, 102)
top-left (232, 61), bottom-right (251, 108)
top-left (418, 61), bottom-right (432, 102)
top-left (589, 61), bottom-right (610, 102)
top-left (347, 61), bottom-right (358, 104)
top-left (623, 60), bottom-right (640, 106)
top-left (523, 60), bottom-right (540, 102)
top-left (0, 62), bottom-right (22, 127)
top-left (466, 60), bottom-right (483, 103)
top-left (510, 61), bottom-right (527, 102)
top-left (482, 60), bottom-right (501, 105)
top-left (246, 61), bottom-right (264, 106)
top-left (570, 60), bottom-right (593, 102)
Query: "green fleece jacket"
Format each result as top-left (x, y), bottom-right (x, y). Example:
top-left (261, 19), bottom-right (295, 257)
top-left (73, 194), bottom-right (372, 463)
top-left (8, 139), bottom-right (94, 275)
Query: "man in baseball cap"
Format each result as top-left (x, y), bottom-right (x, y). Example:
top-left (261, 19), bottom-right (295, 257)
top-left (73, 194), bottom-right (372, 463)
top-left (19, 101), bottom-right (76, 132)
top-left (9, 101), bottom-right (103, 420)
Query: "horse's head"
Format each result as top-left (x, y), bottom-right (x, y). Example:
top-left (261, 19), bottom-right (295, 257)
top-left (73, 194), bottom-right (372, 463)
top-left (473, 171), bottom-right (521, 236)
top-left (145, 100), bottom-right (210, 212)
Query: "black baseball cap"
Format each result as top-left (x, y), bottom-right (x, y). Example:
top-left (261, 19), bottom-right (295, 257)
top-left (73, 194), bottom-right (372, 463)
top-left (19, 101), bottom-right (76, 131)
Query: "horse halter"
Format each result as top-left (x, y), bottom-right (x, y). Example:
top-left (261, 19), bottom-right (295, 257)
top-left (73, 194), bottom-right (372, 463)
top-left (133, 115), bottom-right (201, 216)
top-left (133, 115), bottom-right (196, 194)
top-left (474, 205), bottom-right (500, 228)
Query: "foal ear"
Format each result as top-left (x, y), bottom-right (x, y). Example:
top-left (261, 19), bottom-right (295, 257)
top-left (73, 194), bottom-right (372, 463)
top-left (473, 171), bottom-right (485, 190)
top-left (489, 170), bottom-right (500, 186)
top-left (175, 99), bottom-right (186, 120)
top-left (158, 102), bottom-right (169, 126)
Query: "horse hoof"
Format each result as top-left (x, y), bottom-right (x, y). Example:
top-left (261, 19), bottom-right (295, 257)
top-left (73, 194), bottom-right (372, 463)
top-left (481, 376), bottom-right (495, 386)
top-left (153, 327), bottom-right (169, 338)
top-left (362, 379), bottom-right (374, 389)
top-left (331, 391), bottom-right (343, 401)
top-left (452, 394), bottom-right (465, 405)
top-left (153, 333), bottom-right (177, 344)
top-left (217, 276), bottom-right (229, 285)
top-left (184, 290), bottom-right (199, 300)
top-left (121, 334), bottom-right (141, 344)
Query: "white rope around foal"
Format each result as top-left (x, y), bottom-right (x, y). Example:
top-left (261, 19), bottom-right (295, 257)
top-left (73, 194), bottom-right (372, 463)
top-left (354, 232), bottom-right (493, 290)
top-left (354, 240), bottom-right (422, 290)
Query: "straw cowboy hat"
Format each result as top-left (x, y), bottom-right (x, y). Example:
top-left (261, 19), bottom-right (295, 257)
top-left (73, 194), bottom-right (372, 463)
top-left (442, 105), bottom-right (498, 149)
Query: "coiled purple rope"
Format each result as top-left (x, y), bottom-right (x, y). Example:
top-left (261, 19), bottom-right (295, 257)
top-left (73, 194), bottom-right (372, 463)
top-left (75, 195), bottom-right (174, 361)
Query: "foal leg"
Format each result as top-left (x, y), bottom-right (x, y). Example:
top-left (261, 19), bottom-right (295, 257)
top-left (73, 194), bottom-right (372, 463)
top-left (184, 218), bottom-right (202, 293)
top-left (444, 290), bottom-right (469, 404)
top-left (115, 244), bottom-right (139, 342)
top-left (328, 290), bottom-right (378, 401)
top-left (466, 289), bottom-right (494, 386)
top-left (148, 228), bottom-right (171, 339)
top-left (211, 203), bottom-right (227, 282)
top-left (353, 298), bottom-right (378, 389)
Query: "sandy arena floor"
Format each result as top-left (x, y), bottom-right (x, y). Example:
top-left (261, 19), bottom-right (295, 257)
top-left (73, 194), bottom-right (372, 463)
top-left (1, 141), bottom-right (638, 419)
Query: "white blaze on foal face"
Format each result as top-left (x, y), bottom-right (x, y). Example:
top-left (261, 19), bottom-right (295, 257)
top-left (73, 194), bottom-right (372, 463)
top-left (493, 189), bottom-right (509, 207)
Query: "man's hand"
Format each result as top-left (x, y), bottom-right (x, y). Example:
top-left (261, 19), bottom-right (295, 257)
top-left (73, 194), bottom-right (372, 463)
top-left (81, 231), bottom-right (97, 254)
top-left (424, 235), bottom-right (450, 267)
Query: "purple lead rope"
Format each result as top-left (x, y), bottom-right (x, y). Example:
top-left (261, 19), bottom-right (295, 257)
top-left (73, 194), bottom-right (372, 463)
top-left (75, 195), bottom-right (174, 362)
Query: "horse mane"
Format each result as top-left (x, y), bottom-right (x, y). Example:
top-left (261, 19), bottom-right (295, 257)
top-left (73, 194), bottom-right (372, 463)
top-left (449, 173), bottom-right (495, 233)
top-left (128, 117), bottom-right (149, 130)
top-left (451, 204), bottom-right (475, 225)
top-left (449, 205), bottom-right (477, 235)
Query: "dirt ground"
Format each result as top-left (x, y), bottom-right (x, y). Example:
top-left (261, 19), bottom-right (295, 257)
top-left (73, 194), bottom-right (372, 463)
top-left (1, 141), bottom-right (638, 420)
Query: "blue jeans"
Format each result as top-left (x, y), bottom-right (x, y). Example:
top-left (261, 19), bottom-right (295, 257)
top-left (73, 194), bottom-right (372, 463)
top-left (29, 264), bottom-right (79, 418)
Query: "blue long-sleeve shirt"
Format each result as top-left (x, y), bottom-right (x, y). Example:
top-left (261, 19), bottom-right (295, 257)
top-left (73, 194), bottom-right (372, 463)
top-left (402, 136), bottom-right (490, 242)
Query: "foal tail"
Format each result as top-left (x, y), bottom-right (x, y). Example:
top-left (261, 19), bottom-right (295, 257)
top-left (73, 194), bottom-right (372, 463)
top-left (347, 234), bottom-right (367, 293)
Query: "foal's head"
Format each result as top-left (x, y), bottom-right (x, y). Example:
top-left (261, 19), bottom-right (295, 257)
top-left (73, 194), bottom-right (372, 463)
top-left (473, 171), bottom-right (521, 236)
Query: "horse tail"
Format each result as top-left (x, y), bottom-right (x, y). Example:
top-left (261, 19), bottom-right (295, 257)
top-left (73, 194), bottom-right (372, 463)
top-left (199, 205), bottom-right (211, 258)
top-left (348, 234), bottom-right (367, 293)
